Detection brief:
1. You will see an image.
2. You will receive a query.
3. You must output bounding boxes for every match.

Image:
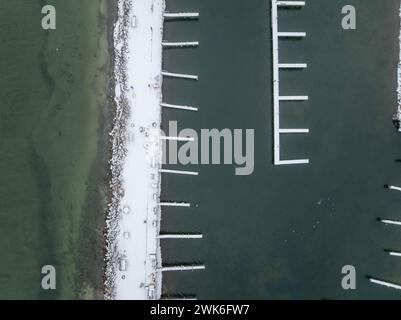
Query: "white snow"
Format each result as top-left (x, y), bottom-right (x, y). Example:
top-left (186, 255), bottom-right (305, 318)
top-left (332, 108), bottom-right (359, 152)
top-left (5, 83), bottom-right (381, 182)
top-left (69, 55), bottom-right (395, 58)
top-left (105, 0), bottom-right (165, 300)
top-left (397, 2), bottom-right (401, 107)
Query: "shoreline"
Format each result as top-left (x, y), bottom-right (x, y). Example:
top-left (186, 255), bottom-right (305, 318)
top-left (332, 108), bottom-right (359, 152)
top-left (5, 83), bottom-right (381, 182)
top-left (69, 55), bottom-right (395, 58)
top-left (105, 0), bottom-right (164, 300)
top-left (397, 1), bottom-right (401, 106)
top-left (394, 0), bottom-right (401, 129)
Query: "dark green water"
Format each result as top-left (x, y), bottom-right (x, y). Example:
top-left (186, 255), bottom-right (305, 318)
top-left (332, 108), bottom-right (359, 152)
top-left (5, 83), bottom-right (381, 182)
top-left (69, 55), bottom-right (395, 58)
top-left (0, 0), bottom-right (109, 299)
top-left (1, 0), bottom-right (400, 300)
top-left (161, 0), bottom-right (401, 299)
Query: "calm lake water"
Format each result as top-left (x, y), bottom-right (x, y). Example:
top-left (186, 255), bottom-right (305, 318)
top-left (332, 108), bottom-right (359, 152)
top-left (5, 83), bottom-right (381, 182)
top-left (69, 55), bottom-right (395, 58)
top-left (1, 0), bottom-right (400, 300)
top-left (161, 0), bottom-right (401, 299)
top-left (0, 0), bottom-right (109, 299)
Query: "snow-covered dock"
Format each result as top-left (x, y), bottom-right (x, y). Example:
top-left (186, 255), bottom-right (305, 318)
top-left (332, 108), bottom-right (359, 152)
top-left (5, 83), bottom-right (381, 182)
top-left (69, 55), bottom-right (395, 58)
top-left (162, 41), bottom-right (199, 48)
top-left (387, 185), bottom-right (401, 192)
top-left (161, 102), bottom-right (198, 112)
top-left (271, 0), bottom-right (309, 166)
top-left (369, 277), bottom-right (401, 290)
top-left (160, 265), bottom-right (206, 272)
top-left (106, 0), bottom-right (203, 300)
top-left (162, 71), bottom-right (199, 80)
top-left (379, 219), bottom-right (401, 226)
top-left (163, 12), bottom-right (199, 20)
top-left (158, 202), bottom-right (191, 207)
top-left (109, 0), bottom-right (165, 300)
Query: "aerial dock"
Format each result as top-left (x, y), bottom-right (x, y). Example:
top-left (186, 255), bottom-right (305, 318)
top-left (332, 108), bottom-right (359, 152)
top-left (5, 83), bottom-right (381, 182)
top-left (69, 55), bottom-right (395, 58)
top-left (388, 250), bottom-right (401, 257)
top-left (271, 0), bottom-right (309, 165)
top-left (387, 185), bottom-right (401, 192)
top-left (158, 201), bottom-right (191, 207)
top-left (161, 102), bottom-right (198, 112)
top-left (158, 233), bottom-right (203, 239)
top-left (379, 218), bottom-right (401, 226)
top-left (369, 277), bottom-right (401, 290)
top-left (160, 264), bottom-right (206, 272)
top-left (112, 1), bottom-right (203, 301)
top-left (158, 6), bottom-right (204, 298)
top-left (161, 71), bottom-right (198, 80)
top-left (162, 41), bottom-right (199, 48)
top-left (159, 168), bottom-right (199, 176)
top-left (163, 12), bottom-right (199, 19)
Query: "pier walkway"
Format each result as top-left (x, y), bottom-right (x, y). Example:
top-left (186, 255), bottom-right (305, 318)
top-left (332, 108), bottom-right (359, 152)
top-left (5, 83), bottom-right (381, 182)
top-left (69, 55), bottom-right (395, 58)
top-left (114, 0), bottom-right (165, 301)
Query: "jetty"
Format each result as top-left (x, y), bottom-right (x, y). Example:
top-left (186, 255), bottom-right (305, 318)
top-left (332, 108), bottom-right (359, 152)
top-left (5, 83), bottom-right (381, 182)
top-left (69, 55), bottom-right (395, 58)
top-left (163, 12), bottom-right (199, 20)
top-left (161, 102), bottom-right (198, 112)
top-left (159, 136), bottom-right (195, 142)
top-left (112, 0), bottom-right (165, 301)
top-left (159, 4), bottom-right (204, 298)
top-left (368, 277), bottom-right (401, 290)
top-left (158, 202), bottom-right (191, 207)
top-left (388, 251), bottom-right (401, 257)
top-left (161, 295), bottom-right (198, 300)
top-left (161, 71), bottom-right (198, 80)
top-left (159, 168), bottom-right (199, 176)
top-left (271, 0), bottom-right (309, 165)
top-left (386, 185), bottom-right (401, 192)
top-left (394, 2), bottom-right (401, 131)
top-left (379, 218), bottom-right (401, 226)
top-left (160, 264), bottom-right (206, 272)
top-left (157, 233), bottom-right (203, 239)
top-left (162, 41), bottom-right (199, 48)
top-left (110, 0), bottom-right (203, 302)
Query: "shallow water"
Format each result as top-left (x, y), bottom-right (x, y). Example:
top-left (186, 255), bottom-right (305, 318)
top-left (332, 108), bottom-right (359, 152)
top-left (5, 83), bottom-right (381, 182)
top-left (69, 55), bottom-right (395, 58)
top-left (0, 0), bottom-right (109, 299)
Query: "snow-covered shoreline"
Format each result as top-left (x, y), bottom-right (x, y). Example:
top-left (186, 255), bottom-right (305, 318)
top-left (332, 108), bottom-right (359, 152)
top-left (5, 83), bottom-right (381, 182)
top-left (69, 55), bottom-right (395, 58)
top-left (105, 0), bottom-right (164, 300)
top-left (397, 2), bottom-right (401, 106)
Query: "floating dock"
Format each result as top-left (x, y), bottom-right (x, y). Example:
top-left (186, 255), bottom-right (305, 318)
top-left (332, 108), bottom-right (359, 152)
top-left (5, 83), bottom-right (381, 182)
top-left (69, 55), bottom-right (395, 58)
top-left (160, 265), bottom-right (206, 272)
top-left (379, 219), bottom-right (401, 226)
top-left (388, 251), bottom-right (401, 257)
top-left (162, 41), bottom-right (199, 48)
top-left (278, 63), bottom-right (307, 69)
top-left (158, 202), bottom-right (191, 207)
top-left (163, 12), bottom-right (199, 20)
top-left (271, 0), bottom-right (309, 165)
top-left (158, 234), bottom-right (203, 239)
top-left (387, 185), bottom-right (401, 192)
top-left (368, 277), bottom-right (401, 290)
top-left (276, 1), bottom-right (306, 7)
top-left (158, 7), bottom-right (204, 298)
top-left (162, 71), bottom-right (198, 80)
top-left (278, 32), bottom-right (306, 38)
top-left (159, 136), bottom-right (195, 142)
top-left (279, 96), bottom-right (308, 101)
top-left (159, 168), bottom-right (199, 176)
top-left (161, 102), bottom-right (198, 112)
top-left (161, 296), bottom-right (198, 300)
